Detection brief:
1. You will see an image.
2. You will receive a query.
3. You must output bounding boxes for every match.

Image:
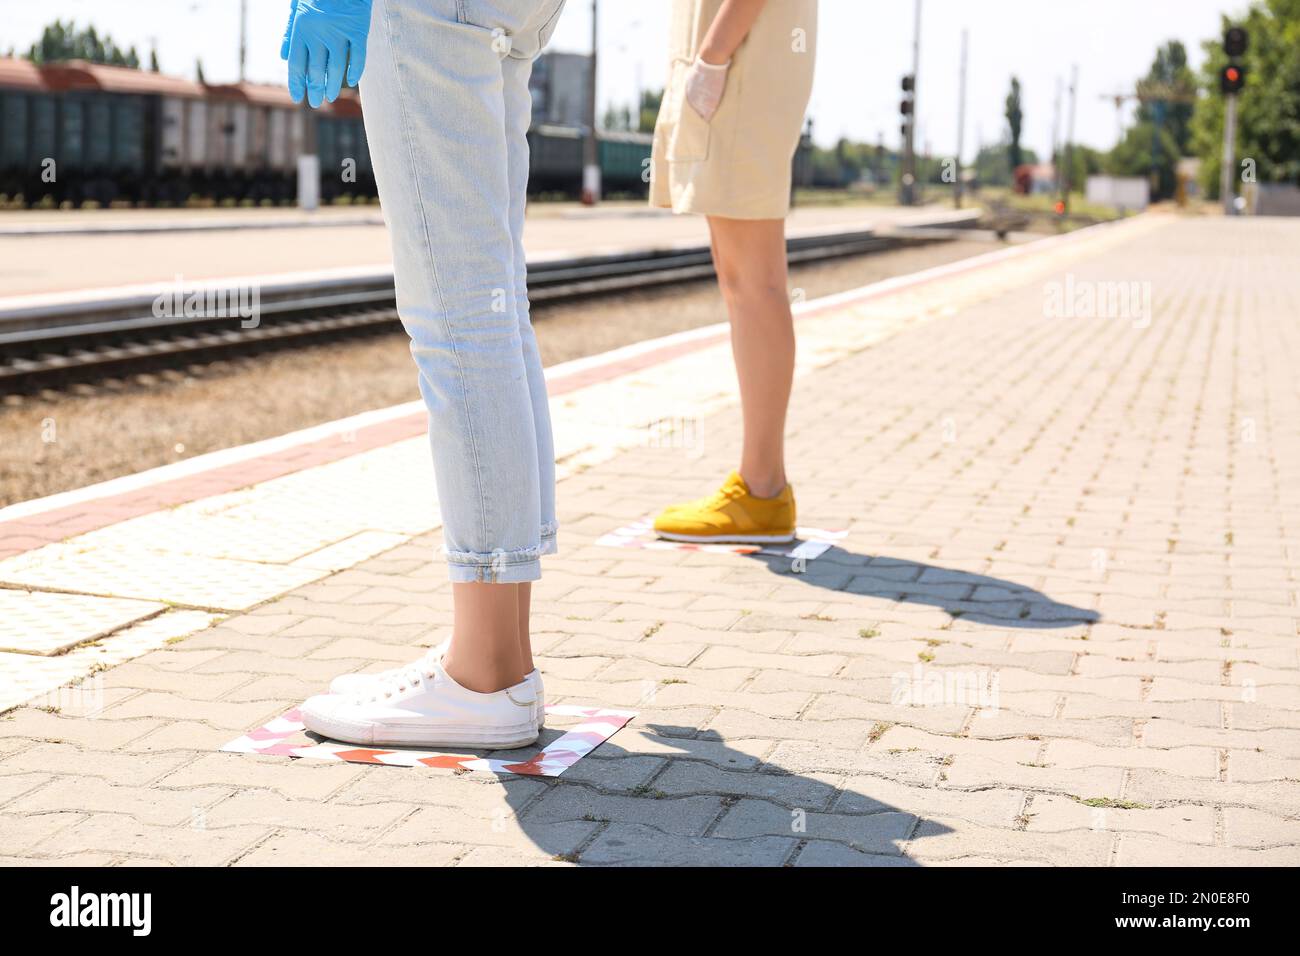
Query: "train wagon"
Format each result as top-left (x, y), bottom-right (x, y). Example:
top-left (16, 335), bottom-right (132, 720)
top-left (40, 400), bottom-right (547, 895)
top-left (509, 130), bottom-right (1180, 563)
top-left (0, 57), bottom-right (377, 206)
top-left (35, 61), bottom-right (205, 205)
top-left (598, 129), bottom-right (653, 195)
top-left (527, 123), bottom-right (583, 195)
top-left (527, 123), bottom-right (652, 198)
top-left (207, 82), bottom-right (289, 203)
top-left (0, 58), bottom-right (53, 201)
top-left (314, 89), bottom-right (373, 202)
top-left (1, 56), bottom-right (643, 206)
top-left (203, 82), bottom-right (372, 203)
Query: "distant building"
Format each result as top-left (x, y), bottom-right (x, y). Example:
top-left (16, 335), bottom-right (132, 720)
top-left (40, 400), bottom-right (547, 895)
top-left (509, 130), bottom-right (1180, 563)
top-left (529, 52), bottom-right (590, 129)
top-left (1086, 174), bottom-right (1150, 213)
top-left (1254, 182), bottom-right (1300, 217)
top-left (1013, 163), bottom-right (1057, 196)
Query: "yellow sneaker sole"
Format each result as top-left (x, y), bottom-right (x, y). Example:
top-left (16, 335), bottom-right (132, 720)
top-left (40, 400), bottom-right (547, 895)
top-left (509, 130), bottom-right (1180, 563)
top-left (655, 530), bottom-right (796, 545)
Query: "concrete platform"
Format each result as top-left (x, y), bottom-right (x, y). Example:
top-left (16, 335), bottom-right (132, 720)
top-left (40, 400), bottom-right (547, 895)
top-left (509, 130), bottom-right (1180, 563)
top-left (2, 213), bottom-right (1297, 866)
top-left (0, 203), bottom-right (977, 297)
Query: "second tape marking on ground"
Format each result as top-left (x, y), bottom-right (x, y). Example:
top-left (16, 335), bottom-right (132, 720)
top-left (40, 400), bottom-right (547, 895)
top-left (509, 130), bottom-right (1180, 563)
top-left (596, 518), bottom-right (847, 560)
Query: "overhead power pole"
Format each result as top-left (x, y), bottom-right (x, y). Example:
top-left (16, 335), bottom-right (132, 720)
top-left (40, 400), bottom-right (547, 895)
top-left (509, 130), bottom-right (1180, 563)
top-left (1061, 64), bottom-right (1079, 214)
top-left (582, 0), bottom-right (602, 205)
top-left (239, 0), bottom-right (248, 83)
top-left (1051, 77), bottom-right (1063, 194)
top-left (954, 28), bottom-right (968, 209)
top-left (901, 0), bottom-right (922, 205)
top-left (1221, 94), bottom-right (1239, 215)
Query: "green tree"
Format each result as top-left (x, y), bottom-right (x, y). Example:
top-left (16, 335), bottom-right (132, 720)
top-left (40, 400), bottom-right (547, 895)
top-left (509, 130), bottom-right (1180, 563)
top-left (974, 141), bottom-right (1037, 187)
top-left (196, 58), bottom-right (206, 85)
top-left (26, 19), bottom-right (140, 67)
top-left (1107, 121), bottom-right (1182, 197)
top-left (638, 88), bottom-right (663, 133)
top-left (1105, 40), bottom-right (1197, 199)
top-left (1067, 143), bottom-right (1107, 195)
top-left (149, 49), bottom-right (160, 73)
top-left (1190, 0), bottom-right (1300, 196)
top-left (601, 104), bottom-right (633, 132)
top-left (1005, 77), bottom-right (1024, 173)
top-left (1138, 41), bottom-right (1196, 151)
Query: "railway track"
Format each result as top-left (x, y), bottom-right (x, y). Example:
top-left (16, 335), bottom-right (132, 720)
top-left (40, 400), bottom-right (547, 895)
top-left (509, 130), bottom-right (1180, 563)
top-left (0, 223), bottom-right (964, 394)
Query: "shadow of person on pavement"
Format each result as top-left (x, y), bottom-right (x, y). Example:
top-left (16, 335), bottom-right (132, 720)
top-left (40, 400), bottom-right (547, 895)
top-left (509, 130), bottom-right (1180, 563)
top-left (744, 546), bottom-right (1100, 627)
top-left (485, 719), bottom-right (953, 866)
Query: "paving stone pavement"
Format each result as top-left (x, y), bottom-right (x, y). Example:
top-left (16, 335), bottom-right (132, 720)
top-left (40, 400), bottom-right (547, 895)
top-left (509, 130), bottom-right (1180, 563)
top-left (1, 216), bottom-right (1297, 866)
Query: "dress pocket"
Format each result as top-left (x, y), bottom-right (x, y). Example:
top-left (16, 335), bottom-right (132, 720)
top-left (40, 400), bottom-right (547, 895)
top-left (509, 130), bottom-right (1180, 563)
top-left (666, 58), bottom-right (711, 163)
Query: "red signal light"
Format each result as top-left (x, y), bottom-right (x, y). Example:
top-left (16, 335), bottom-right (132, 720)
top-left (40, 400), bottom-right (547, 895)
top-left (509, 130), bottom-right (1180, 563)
top-left (1220, 63), bottom-right (1247, 94)
top-left (1054, 201), bottom-right (1066, 215)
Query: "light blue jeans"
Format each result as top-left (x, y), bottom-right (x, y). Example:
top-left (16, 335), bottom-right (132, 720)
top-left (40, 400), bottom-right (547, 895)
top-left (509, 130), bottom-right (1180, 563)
top-left (360, 0), bottom-right (565, 582)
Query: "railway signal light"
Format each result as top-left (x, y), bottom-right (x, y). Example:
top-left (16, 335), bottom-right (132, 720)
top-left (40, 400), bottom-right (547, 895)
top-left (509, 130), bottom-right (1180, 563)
top-left (900, 74), bottom-right (915, 135)
top-left (1219, 64), bottom-right (1246, 95)
top-left (1224, 26), bottom-right (1248, 58)
top-left (1219, 27), bottom-right (1248, 215)
top-left (899, 70), bottom-right (918, 206)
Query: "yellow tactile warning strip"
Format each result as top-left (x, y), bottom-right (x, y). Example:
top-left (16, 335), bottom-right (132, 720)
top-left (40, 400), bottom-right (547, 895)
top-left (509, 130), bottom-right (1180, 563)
top-left (0, 215), bottom-right (1164, 711)
top-left (289, 530), bottom-right (412, 572)
top-left (0, 609), bottom-right (222, 713)
top-left (0, 545), bottom-right (328, 612)
top-left (0, 589), bottom-right (165, 656)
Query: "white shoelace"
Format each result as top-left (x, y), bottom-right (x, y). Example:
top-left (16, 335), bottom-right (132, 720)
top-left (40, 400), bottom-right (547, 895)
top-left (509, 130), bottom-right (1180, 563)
top-left (365, 648), bottom-right (442, 702)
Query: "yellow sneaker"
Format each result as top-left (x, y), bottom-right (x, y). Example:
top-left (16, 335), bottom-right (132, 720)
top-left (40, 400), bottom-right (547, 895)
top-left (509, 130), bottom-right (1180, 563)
top-left (653, 470), bottom-right (796, 544)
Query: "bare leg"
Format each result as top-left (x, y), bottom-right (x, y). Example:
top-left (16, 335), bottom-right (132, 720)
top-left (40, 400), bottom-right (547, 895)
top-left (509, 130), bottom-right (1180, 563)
top-left (443, 583), bottom-right (523, 693)
top-left (706, 216), bottom-right (794, 498)
top-left (517, 582), bottom-right (534, 675)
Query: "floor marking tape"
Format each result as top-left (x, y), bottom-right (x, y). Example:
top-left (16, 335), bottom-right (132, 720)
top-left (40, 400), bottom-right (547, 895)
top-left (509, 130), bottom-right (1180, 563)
top-left (221, 704), bottom-right (636, 777)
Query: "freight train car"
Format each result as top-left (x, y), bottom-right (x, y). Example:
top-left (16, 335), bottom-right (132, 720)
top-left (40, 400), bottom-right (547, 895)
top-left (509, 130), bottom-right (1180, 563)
top-left (201, 81), bottom-right (372, 203)
top-left (2, 59), bottom-right (210, 205)
top-left (0, 58), bottom-right (51, 202)
top-left (312, 90), bottom-right (373, 202)
top-left (0, 58), bottom-right (374, 206)
top-left (1, 57), bottom-right (645, 206)
top-left (599, 129), bottom-right (654, 195)
top-left (526, 123), bottom-right (653, 197)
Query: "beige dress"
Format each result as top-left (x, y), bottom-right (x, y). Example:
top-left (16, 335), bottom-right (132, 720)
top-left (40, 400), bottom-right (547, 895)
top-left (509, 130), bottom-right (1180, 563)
top-left (650, 0), bottom-right (818, 219)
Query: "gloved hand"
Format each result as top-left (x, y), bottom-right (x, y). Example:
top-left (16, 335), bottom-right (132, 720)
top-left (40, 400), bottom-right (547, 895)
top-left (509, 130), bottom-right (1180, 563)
top-left (283, 0), bottom-right (372, 109)
top-left (684, 56), bottom-right (730, 122)
top-left (279, 1), bottom-right (296, 60)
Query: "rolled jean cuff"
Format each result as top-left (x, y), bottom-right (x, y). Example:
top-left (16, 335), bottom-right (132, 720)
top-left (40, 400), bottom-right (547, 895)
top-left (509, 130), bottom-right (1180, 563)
top-left (445, 545), bottom-right (542, 584)
top-left (540, 520), bottom-right (559, 557)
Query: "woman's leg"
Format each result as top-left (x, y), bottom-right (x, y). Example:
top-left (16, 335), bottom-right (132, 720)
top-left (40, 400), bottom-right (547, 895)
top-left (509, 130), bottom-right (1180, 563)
top-left (362, 1), bottom-right (541, 681)
top-left (442, 583), bottom-right (522, 693)
top-left (706, 216), bottom-right (795, 498)
top-left (300, 0), bottom-right (569, 747)
top-left (501, 50), bottom-right (553, 682)
top-left (517, 582), bottom-right (533, 674)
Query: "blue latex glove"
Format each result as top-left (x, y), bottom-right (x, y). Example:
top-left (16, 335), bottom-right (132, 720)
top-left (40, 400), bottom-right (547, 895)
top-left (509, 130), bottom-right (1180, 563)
top-left (283, 0), bottom-right (372, 109)
top-left (279, 1), bottom-right (296, 60)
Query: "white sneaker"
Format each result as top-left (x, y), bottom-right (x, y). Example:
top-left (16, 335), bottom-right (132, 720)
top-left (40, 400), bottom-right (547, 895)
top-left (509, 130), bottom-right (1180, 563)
top-left (329, 641), bottom-right (546, 728)
top-left (301, 656), bottom-right (539, 750)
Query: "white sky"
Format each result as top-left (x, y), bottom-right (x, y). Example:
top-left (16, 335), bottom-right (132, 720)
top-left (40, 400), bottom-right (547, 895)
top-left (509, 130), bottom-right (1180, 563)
top-left (5, 0), bottom-right (1241, 158)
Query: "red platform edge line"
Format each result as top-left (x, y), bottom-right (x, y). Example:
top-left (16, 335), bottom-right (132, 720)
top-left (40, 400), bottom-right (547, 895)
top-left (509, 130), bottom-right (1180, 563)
top-left (0, 329), bottom-right (729, 561)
